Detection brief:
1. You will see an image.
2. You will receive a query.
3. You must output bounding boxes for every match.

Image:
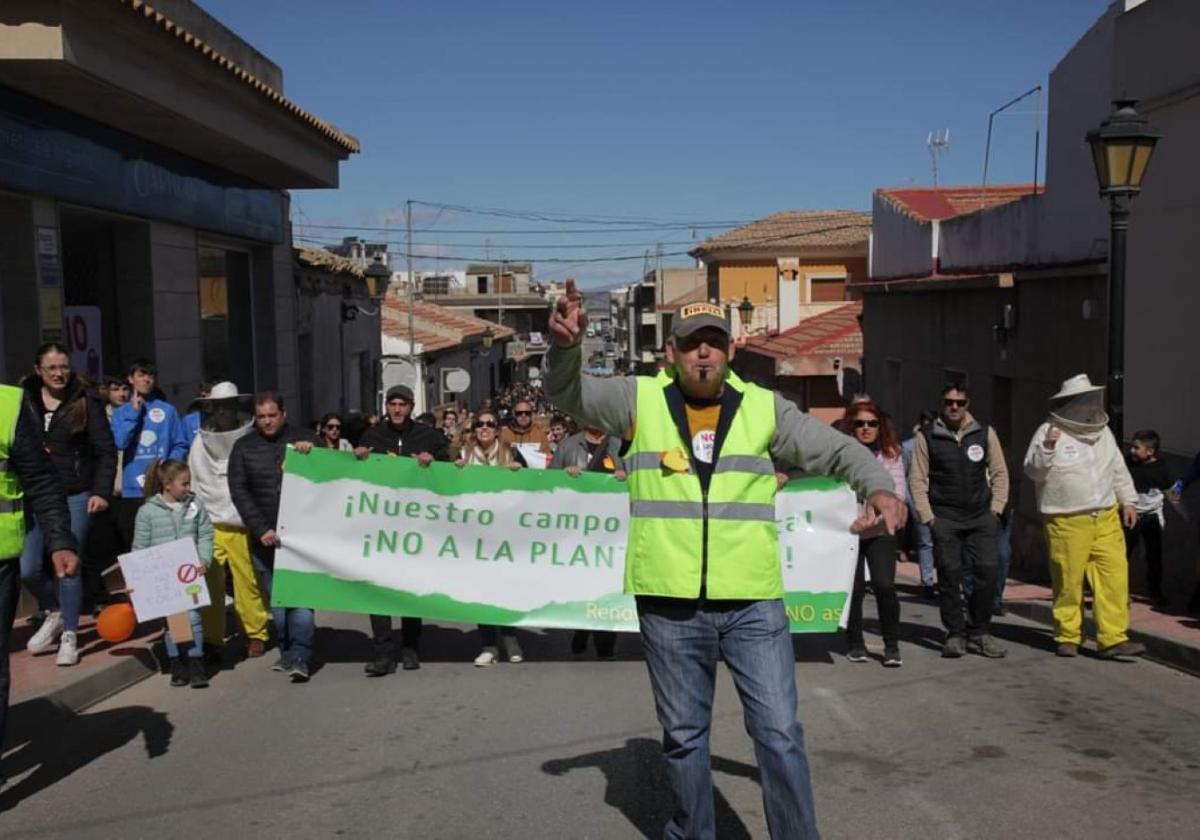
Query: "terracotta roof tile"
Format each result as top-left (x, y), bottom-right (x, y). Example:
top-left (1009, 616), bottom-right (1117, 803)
top-left (294, 246), bottom-right (363, 278)
top-left (381, 296), bottom-right (515, 355)
top-left (875, 185), bottom-right (1040, 223)
top-left (120, 0), bottom-right (360, 153)
top-left (692, 210), bottom-right (870, 256)
top-left (740, 302), bottom-right (862, 361)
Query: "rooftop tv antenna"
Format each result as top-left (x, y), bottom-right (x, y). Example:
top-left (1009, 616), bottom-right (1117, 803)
top-left (927, 129), bottom-right (951, 186)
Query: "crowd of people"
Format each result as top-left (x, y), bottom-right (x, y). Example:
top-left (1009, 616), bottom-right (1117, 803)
top-left (5, 343), bottom-right (1199, 685)
top-left (2, 293), bottom-right (1199, 831)
top-left (6, 346), bottom-right (636, 688)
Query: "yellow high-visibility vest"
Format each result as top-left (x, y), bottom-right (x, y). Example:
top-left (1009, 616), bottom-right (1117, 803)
top-left (624, 369), bottom-right (781, 599)
top-left (0, 385), bottom-right (26, 559)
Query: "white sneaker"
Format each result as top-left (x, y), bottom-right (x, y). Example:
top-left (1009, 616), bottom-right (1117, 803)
top-left (56, 631), bottom-right (80, 666)
top-left (473, 650), bottom-right (497, 667)
top-left (27, 611), bottom-right (63, 654)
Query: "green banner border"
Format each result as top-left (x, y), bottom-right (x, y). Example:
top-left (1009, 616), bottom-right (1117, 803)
top-left (272, 568), bottom-right (847, 633)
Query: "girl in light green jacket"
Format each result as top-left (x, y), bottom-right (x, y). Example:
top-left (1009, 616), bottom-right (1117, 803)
top-left (133, 459), bottom-right (215, 688)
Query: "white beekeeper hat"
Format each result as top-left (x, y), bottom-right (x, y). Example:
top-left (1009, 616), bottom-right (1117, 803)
top-left (190, 381), bottom-right (253, 412)
top-left (1049, 373), bottom-right (1104, 401)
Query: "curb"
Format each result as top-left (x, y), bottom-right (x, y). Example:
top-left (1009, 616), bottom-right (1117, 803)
top-left (897, 571), bottom-right (1200, 677)
top-left (998, 597), bottom-right (1200, 677)
top-left (46, 646), bottom-right (162, 713)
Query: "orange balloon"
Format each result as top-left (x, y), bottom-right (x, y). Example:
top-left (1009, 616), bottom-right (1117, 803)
top-left (96, 603), bottom-right (137, 643)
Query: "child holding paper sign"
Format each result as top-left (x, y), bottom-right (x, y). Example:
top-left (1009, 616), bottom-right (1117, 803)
top-left (133, 459), bottom-right (214, 688)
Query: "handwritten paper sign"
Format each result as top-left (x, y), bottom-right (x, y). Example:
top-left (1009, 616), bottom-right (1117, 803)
top-left (118, 538), bottom-right (211, 621)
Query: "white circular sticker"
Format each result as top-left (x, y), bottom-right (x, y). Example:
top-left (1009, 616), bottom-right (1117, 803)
top-left (967, 444), bottom-right (985, 463)
top-left (692, 430), bottom-right (715, 464)
top-left (148, 407), bottom-right (166, 424)
top-left (139, 430), bottom-right (158, 447)
top-left (1059, 442), bottom-right (1080, 462)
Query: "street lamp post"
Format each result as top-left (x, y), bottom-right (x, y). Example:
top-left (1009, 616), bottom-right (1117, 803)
top-left (1086, 99), bottom-right (1161, 443)
top-left (363, 256), bottom-right (391, 412)
top-left (737, 296), bottom-right (755, 337)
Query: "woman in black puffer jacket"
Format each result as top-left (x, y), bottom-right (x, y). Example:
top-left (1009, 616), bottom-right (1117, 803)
top-left (20, 343), bottom-right (117, 666)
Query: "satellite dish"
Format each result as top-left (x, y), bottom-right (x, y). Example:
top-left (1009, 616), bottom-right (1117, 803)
top-left (443, 368), bottom-right (471, 393)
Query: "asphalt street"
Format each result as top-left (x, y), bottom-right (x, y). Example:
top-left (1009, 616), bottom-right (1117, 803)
top-left (3, 589), bottom-right (1198, 839)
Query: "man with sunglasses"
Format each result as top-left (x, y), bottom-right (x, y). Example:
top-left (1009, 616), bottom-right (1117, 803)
top-left (355, 384), bottom-right (450, 674)
top-left (909, 383), bottom-right (1010, 659)
top-left (547, 282), bottom-right (903, 840)
top-left (500, 399), bottom-right (552, 467)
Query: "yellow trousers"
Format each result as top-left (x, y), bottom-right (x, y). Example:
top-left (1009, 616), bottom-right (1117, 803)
top-left (1044, 506), bottom-right (1129, 649)
top-left (201, 524), bottom-right (270, 643)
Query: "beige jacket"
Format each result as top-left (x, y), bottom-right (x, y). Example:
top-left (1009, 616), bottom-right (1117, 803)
top-left (907, 413), bottom-right (1009, 524)
top-left (1022, 422), bottom-right (1135, 515)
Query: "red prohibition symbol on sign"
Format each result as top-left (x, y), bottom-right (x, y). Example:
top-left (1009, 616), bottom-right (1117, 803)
top-left (177, 563), bottom-right (201, 584)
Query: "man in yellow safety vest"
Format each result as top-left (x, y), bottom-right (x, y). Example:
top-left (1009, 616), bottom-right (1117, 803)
top-left (547, 282), bottom-right (905, 839)
top-left (0, 382), bottom-right (78, 789)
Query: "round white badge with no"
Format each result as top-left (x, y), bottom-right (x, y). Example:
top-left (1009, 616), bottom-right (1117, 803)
top-left (967, 444), bottom-right (985, 463)
top-left (148, 407), bottom-right (166, 424)
top-left (692, 430), bottom-right (715, 464)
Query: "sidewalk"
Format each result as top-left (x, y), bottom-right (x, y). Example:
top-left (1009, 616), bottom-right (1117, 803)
top-left (896, 560), bottom-right (1200, 674)
top-left (7, 609), bottom-right (162, 716)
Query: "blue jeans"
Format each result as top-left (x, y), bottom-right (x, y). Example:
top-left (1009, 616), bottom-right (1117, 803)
top-left (163, 609), bottom-right (204, 659)
top-left (995, 515), bottom-right (1012, 607)
top-left (638, 598), bottom-right (819, 840)
top-left (19, 490), bottom-right (89, 631)
top-left (251, 544), bottom-right (314, 666)
top-left (908, 499), bottom-right (935, 586)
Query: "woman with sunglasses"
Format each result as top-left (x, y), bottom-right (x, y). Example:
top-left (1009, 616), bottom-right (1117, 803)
top-left (317, 413), bottom-right (352, 451)
top-left (456, 409), bottom-right (528, 666)
top-left (844, 400), bottom-right (907, 667)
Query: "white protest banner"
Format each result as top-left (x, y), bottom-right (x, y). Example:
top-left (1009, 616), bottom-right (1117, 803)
top-left (118, 538), bottom-right (211, 622)
top-left (273, 449), bottom-right (858, 632)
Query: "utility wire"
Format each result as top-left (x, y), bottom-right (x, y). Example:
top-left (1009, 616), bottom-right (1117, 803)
top-left (294, 220), bottom-right (868, 265)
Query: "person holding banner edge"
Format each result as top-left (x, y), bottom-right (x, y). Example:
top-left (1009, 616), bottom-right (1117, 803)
top-left (228, 391), bottom-right (319, 682)
top-left (355, 384), bottom-right (451, 675)
top-left (547, 281), bottom-right (905, 840)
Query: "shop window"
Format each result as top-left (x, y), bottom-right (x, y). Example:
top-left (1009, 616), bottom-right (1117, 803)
top-left (198, 245), bottom-right (255, 390)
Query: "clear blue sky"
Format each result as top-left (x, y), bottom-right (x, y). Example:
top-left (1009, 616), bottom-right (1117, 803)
top-left (202, 0), bottom-right (1112, 286)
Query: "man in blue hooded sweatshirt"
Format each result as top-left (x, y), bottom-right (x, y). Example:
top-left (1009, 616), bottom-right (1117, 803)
top-left (110, 359), bottom-right (189, 549)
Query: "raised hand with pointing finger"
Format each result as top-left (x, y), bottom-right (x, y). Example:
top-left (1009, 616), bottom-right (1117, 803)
top-left (549, 279), bottom-right (588, 348)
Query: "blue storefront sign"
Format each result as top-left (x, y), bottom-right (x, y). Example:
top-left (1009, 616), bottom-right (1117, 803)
top-left (0, 86), bottom-right (285, 242)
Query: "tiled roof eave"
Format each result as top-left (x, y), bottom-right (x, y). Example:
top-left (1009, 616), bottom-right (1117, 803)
top-left (120, 0), bottom-right (360, 153)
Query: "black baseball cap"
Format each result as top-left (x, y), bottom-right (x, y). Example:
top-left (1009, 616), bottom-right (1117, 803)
top-left (386, 384), bottom-right (415, 403)
top-left (671, 302), bottom-right (729, 339)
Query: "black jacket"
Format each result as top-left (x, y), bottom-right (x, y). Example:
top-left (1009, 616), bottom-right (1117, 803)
top-left (228, 423), bottom-right (317, 541)
top-left (7, 396), bottom-right (76, 557)
top-left (359, 419), bottom-right (451, 461)
top-left (21, 375), bottom-right (117, 499)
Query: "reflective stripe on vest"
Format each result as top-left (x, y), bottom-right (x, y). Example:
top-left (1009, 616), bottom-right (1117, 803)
top-left (629, 500), bottom-right (775, 522)
top-left (624, 370), bottom-right (781, 600)
top-left (0, 385), bottom-right (26, 558)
